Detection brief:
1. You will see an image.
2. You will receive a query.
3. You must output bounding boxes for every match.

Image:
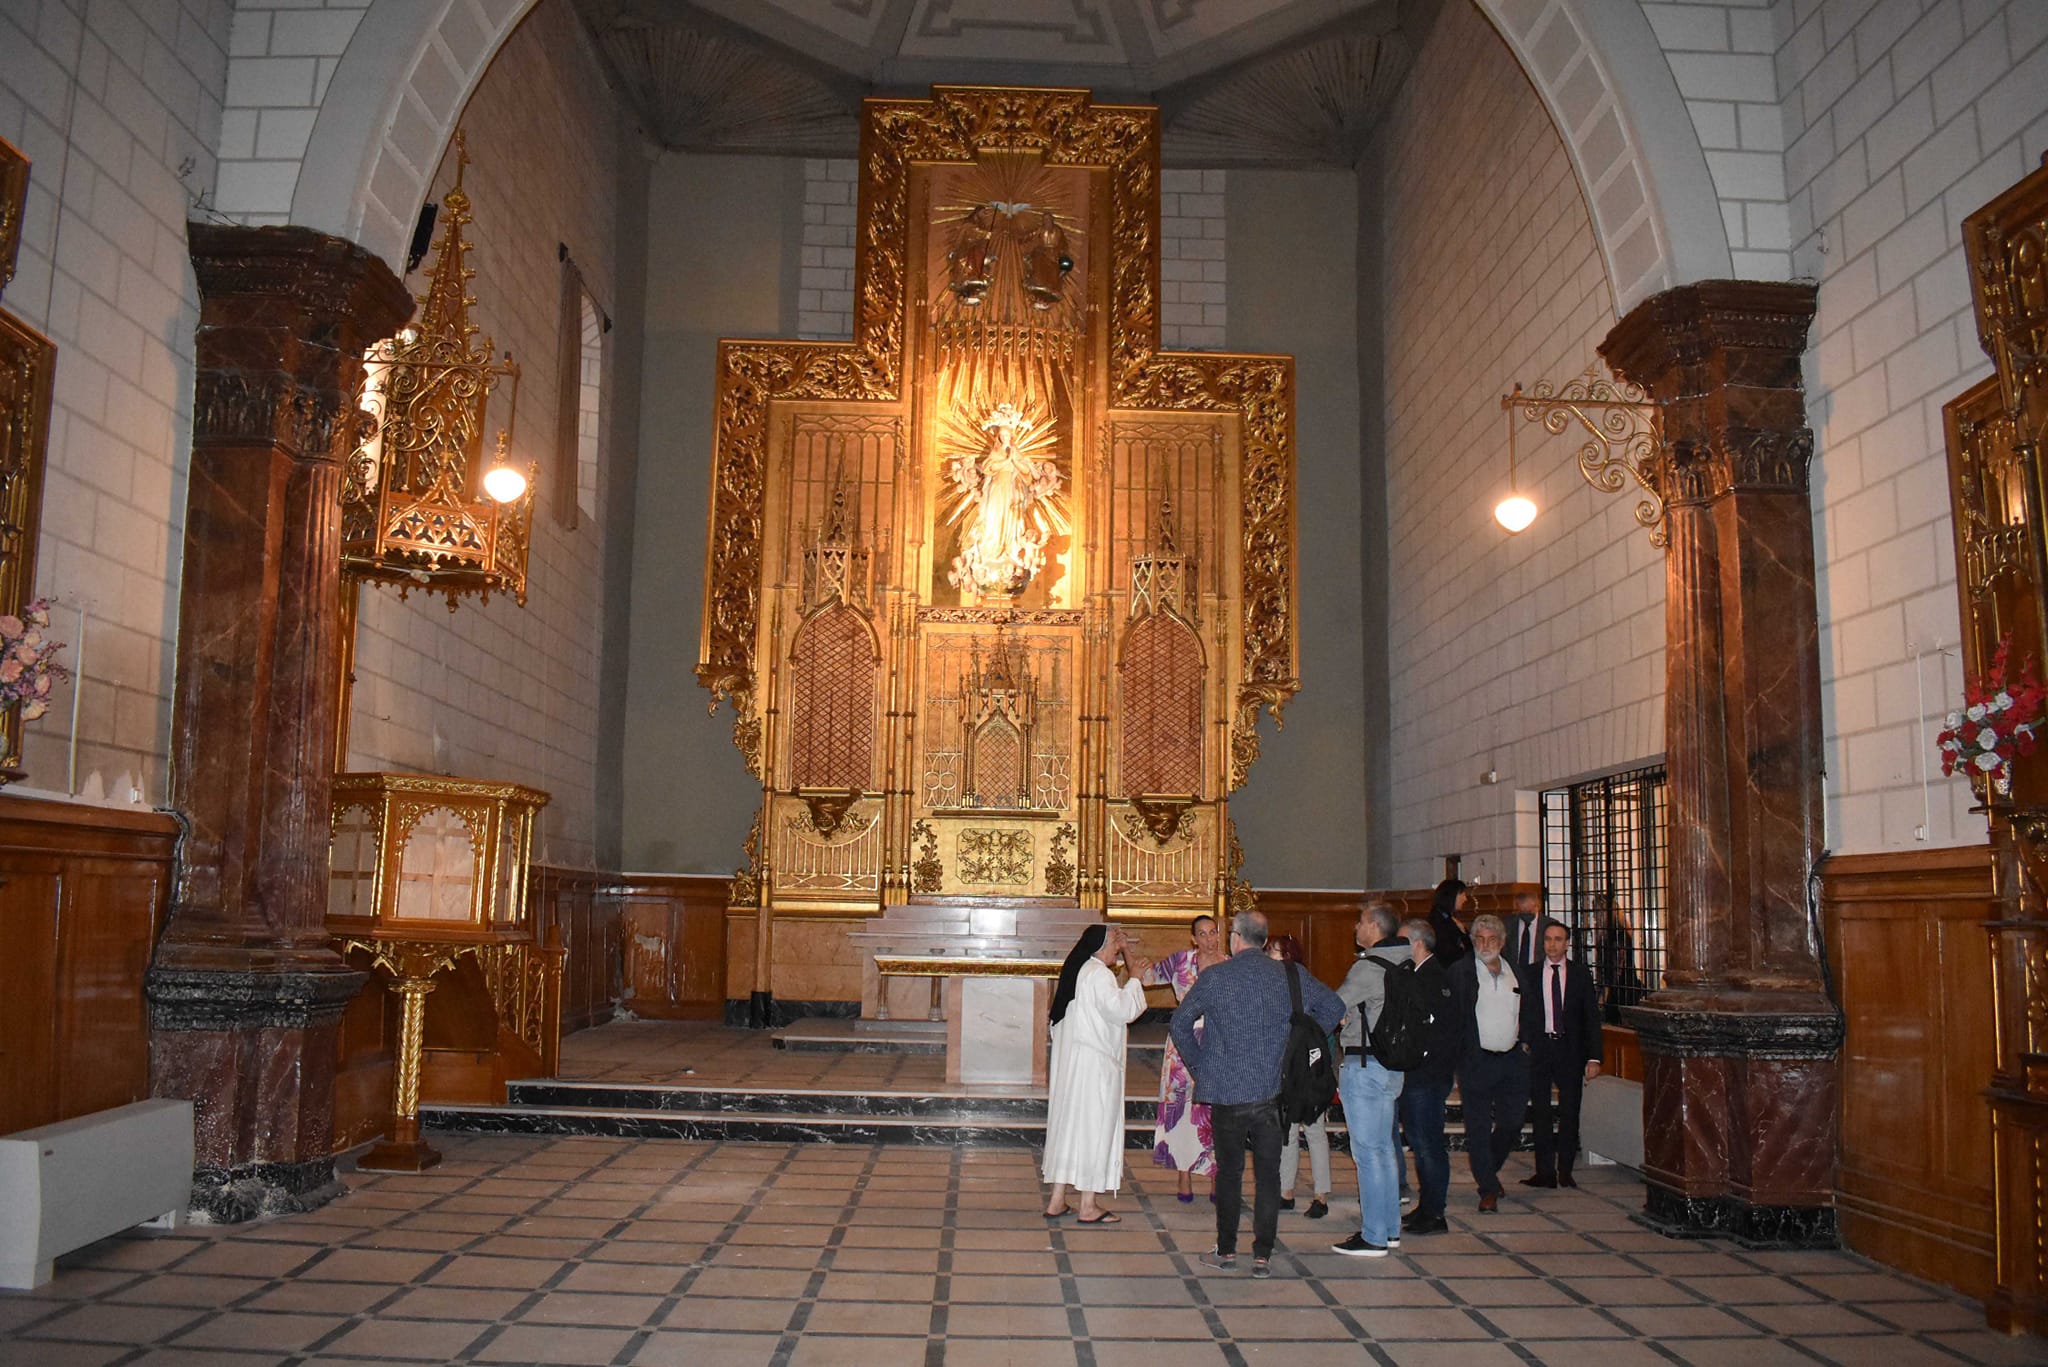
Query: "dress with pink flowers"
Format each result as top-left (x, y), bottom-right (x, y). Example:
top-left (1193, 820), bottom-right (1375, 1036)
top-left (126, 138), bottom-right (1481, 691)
top-left (1143, 948), bottom-right (1215, 1176)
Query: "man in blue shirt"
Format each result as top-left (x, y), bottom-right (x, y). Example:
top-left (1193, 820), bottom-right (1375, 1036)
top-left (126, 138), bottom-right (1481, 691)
top-left (1170, 910), bottom-right (1346, 1278)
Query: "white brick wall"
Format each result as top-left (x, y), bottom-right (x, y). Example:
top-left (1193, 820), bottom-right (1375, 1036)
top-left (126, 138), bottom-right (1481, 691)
top-left (796, 158), bottom-right (854, 341)
top-left (213, 0), bottom-right (367, 223)
top-left (1644, 0), bottom-right (1797, 279)
top-left (1780, 0), bottom-right (2048, 854)
top-left (0, 0), bottom-right (232, 806)
top-left (341, 0), bottom-right (624, 869)
top-left (1161, 168), bottom-right (1225, 349)
top-left (1378, 0), bottom-right (1660, 887)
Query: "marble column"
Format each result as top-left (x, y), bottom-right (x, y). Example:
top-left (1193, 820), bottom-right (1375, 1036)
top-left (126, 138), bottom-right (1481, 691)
top-left (1601, 281), bottom-right (1844, 1246)
top-left (146, 225), bottom-right (412, 1222)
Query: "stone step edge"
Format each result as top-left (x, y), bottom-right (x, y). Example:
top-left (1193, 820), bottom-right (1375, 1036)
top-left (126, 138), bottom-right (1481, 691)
top-left (424, 1102), bottom-right (1472, 1137)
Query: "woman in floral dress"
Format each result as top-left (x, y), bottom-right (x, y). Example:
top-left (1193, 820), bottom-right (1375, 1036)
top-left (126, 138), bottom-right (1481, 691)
top-left (1141, 914), bottom-right (1229, 1199)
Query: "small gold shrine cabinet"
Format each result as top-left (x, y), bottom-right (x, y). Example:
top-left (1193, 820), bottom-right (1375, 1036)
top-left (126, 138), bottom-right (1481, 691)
top-left (326, 772), bottom-right (555, 1170)
top-left (699, 88), bottom-right (1299, 956)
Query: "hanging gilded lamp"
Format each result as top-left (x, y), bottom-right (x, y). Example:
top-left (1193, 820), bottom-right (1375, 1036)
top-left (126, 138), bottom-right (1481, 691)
top-left (341, 130), bottom-right (534, 608)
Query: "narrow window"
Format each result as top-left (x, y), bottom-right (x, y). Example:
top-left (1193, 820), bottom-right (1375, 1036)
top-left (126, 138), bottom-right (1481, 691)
top-left (1539, 764), bottom-right (1668, 1022)
top-left (575, 292), bottom-right (601, 522)
top-left (554, 258), bottom-right (604, 528)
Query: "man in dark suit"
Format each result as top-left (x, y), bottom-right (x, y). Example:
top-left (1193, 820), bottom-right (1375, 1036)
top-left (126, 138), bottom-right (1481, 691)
top-left (1504, 890), bottom-right (1544, 968)
top-left (1449, 913), bottom-right (1533, 1212)
top-left (1521, 918), bottom-right (1604, 1188)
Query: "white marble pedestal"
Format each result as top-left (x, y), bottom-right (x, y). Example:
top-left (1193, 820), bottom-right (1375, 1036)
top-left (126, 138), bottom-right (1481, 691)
top-left (945, 976), bottom-right (1052, 1086)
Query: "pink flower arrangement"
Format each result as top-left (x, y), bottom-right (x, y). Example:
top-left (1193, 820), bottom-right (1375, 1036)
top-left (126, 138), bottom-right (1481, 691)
top-left (1938, 634), bottom-right (2047, 790)
top-left (0, 599), bottom-right (70, 723)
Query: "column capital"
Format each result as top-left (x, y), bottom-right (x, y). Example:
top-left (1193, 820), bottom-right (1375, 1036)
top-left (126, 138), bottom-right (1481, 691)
top-left (1602, 281), bottom-right (1819, 504)
top-left (188, 223), bottom-right (413, 343)
top-left (187, 224), bottom-right (413, 464)
top-left (1600, 279), bottom-right (1818, 385)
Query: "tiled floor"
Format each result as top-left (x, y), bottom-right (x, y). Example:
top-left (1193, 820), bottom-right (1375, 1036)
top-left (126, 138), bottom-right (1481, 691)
top-left (2, 1134), bottom-right (2035, 1366)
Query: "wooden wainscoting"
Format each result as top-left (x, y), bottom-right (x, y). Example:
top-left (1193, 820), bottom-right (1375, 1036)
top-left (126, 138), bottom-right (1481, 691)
top-left (1821, 844), bottom-right (1996, 1304)
top-left (0, 795), bottom-right (179, 1136)
top-left (607, 874), bottom-right (728, 1019)
top-left (1258, 889), bottom-right (1369, 987)
top-left (538, 865), bottom-right (617, 1034)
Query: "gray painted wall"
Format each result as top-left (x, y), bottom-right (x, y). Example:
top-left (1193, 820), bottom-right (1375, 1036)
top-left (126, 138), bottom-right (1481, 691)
top-left (595, 140), bottom-right (650, 872)
top-left (1225, 169), bottom-right (1369, 890)
top-left (621, 154), bottom-right (806, 873)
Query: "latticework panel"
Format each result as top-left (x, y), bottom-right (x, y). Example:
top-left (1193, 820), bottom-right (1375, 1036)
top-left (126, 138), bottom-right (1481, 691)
top-left (1108, 418), bottom-right (1226, 598)
top-left (789, 605), bottom-right (877, 790)
top-left (972, 718), bottom-right (1025, 804)
top-left (1119, 612), bottom-right (1205, 796)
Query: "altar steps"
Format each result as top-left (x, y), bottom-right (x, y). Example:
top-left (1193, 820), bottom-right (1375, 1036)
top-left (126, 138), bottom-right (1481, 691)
top-left (423, 1079), bottom-right (1470, 1150)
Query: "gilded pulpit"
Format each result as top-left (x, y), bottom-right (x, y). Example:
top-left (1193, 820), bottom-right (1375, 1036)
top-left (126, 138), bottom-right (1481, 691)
top-left (698, 87), bottom-right (1298, 1026)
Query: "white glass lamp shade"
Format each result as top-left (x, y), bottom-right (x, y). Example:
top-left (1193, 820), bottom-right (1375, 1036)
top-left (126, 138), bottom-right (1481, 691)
top-left (482, 463), bottom-right (528, 505)
top-left (1494, 493), bottom-right (1538, 533)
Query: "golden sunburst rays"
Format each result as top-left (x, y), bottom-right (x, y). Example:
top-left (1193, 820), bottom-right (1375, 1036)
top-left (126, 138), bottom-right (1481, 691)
top-left (930, 152), bottom-right (1085, 333)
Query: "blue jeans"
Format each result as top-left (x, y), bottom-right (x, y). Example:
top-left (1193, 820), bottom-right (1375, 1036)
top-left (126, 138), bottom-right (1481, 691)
top-left (1398, 1074), bottom-right (1451, 1218)
top-left (1339, 1056), bottom-right (1403, 1245)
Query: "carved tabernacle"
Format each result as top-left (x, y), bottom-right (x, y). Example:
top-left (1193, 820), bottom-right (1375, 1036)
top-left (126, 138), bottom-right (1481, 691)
top-left (699, 87), bottom-right (1298, 940)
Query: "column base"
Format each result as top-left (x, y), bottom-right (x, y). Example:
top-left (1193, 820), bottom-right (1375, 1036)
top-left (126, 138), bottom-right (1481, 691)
top-left (1635, 1182), bottom-right (1840, 1248)
top-left (189, 1157), bottom-right (347, 1224)
top-left (148, 960), bottom-right (366, 1219)
top-left (748, 990), bottom-right (774, 1028)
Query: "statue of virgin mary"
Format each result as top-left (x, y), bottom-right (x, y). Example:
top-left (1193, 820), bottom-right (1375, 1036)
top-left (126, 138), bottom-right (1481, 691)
top-left (946, 403), bottom-right (1063, 596)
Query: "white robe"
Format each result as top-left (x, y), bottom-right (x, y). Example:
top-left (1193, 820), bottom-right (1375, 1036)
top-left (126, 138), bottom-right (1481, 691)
top-left (1041, 957), bottom-right (1148, 1192)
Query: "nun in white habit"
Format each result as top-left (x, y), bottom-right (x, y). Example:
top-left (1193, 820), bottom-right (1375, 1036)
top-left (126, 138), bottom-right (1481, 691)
top-left (1042, 925), bottom-right (1150, 1223)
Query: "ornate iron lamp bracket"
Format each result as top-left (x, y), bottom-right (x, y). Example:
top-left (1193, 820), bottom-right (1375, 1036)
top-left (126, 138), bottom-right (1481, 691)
top-left (1502, 371), bottom-right (1666, 547)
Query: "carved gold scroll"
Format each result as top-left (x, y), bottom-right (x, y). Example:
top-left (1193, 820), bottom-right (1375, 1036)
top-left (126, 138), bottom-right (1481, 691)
top-left (1950, 151), bottom-right (2048, 1336)
top-left (699, 86), bottom-right (1298, 932)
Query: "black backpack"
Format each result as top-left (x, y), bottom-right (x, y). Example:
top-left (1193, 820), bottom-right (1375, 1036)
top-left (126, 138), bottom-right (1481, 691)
top-left (1279, 962), bottom-right (1339, 1125)
top-left (1366, 956), bottom-right (1435, 1072)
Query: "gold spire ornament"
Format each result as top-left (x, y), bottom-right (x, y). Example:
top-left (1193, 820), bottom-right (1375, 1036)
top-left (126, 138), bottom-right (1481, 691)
top-left (342, 131), bottom-right (533, 607)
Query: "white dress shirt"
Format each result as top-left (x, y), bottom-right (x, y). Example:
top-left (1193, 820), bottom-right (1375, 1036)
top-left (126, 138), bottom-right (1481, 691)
top-left (1543, 957), bottom-right (1567, 1034)
top-left (1474, 958), bottom-right (1521, 1051)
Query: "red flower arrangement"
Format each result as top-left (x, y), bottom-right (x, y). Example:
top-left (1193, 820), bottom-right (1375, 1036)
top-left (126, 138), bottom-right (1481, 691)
top-left (1937, 634), bottom-right (2047, 789)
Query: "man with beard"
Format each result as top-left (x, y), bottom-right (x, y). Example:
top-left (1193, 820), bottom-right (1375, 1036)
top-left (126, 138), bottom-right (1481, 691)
top-left (1450, 913), bottom-right (1534, 1213)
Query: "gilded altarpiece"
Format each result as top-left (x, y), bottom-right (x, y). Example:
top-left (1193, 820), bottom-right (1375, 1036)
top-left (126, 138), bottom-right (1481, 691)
top-left (0, 136), bottom-right (52, 777)
top-left (698, 88), bottom-right (1297, 938)
top-left (1945, 151), bottom-right (2048, 1334)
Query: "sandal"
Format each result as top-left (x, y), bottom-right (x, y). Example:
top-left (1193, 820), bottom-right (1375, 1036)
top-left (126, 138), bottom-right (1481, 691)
top-left (1043, 1205), bottom-right (1071, 1219)
top-left (1076, 1211), bottom-right (1122, 1224)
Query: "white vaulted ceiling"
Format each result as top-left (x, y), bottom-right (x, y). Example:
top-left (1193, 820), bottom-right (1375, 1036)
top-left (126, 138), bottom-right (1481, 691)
top-left (574, 0), bottom-right (1419, 164)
